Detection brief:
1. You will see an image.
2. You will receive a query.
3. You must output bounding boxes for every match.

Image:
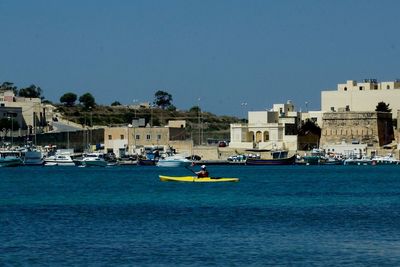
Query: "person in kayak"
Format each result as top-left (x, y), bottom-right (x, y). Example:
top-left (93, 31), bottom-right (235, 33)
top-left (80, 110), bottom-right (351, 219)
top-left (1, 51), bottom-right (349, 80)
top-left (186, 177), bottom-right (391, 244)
top-left (196, 165), bottom-right (209, 178)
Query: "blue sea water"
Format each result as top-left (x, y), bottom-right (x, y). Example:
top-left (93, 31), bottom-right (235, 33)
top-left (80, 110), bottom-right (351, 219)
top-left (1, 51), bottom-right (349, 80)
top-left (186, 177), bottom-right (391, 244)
top-left (1, 165), bottom-right (400, 266)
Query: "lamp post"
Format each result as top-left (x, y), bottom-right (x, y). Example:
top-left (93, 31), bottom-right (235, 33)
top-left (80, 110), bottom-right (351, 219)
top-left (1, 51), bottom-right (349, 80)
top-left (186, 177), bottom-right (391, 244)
top-left (89, 107), bottom-right (93, 150)
top-left (7, 116), bottom-right (13, 148)
top-left (133, 99), bottom-right (138, 119)
top-left (241, 102), bottom-right (248, 122)
top-left (198, 98), bottom-right (201, 145)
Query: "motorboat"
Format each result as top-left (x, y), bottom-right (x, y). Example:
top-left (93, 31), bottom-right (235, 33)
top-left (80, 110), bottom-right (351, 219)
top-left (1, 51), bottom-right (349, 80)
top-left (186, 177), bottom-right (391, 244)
top-left (80, 153), bottom-right (108, 167)
top-left (156, 154), bottom-right (192, 167)
top-left (24, 149), bottom-right (44, 166)
top-left (0, 151), bottom-right (23, 167)
top-left (372, 153), bottom-right (400, 165)
top-left (0, 156), bottom-right (23, 167)
top-left (44, 153), bottom-right (76, 166)
top-left (343, 155), bottom-right (375, 166)
top-left (302, 149), bottom-right (327, 165)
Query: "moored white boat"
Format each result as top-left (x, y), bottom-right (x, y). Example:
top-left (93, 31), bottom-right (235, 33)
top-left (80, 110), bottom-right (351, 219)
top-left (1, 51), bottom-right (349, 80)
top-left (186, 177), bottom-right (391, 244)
top-left (372, 154), bottom-right (400, 165)
top-left (0, 156), bottom-right (23, 167)
top-left (156, 154), bottom-right (191, 167)
top-left (44, 153), bottom-right (76, 166)
top-left (80, 153), bottom-right (108, 167)
top-left (343, 156), bottom-right (374, 165)
top-left (24, 149), bottom-right (44, 166)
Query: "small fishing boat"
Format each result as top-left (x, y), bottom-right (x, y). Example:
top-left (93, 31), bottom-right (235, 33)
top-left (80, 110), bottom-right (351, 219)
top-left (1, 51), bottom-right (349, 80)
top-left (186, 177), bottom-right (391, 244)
top-left (343, 156), bottom-right (375, 166)
top-left (302, 149), bottom-right (327, 165)
top-left (246, 151), bottom-right (296, 165)
top-left (159, 175), bottom-right (239, 183)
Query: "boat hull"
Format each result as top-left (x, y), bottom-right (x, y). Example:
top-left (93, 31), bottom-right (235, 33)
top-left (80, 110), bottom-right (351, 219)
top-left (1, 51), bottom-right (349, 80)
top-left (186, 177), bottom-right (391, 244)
top-left (138, 159), bottom-right (158, 166)
top-left (24, 151), bottom-right (44, 166)
top-left (81, 160), bottom-right (108, 167)
top-left (159, 175), bottom-right (239, 182)
top-left (246, 155), bottom-right (296, 165)
top-left (157, 160), bottom-right (191, 167)
top-left (44, 161), bottom-right (76, 166)
top-left (0, 157), bottom-right (23, 167)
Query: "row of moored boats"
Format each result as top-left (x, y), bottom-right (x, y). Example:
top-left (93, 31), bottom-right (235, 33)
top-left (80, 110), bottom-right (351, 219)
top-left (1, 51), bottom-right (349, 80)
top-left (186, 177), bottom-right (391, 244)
top-left (0, 149), bottom-right (112, 167)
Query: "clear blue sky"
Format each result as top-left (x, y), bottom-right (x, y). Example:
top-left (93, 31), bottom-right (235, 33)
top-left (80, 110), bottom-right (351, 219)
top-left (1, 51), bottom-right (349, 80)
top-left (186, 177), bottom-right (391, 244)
top-left (1, 0), bottom-right (400, 117)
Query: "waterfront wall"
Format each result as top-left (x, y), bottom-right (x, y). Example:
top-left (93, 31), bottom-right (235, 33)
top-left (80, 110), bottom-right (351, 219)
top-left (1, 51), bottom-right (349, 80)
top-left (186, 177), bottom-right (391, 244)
top-left (320, 112), bottom-right (394, 147)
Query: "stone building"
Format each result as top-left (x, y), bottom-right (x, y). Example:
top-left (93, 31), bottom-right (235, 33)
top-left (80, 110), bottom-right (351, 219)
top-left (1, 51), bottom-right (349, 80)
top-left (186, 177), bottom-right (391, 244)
top-left (0, 89), bottom-right (54, 134)
top-left (229, 101), bottom-right (300, 151)
top-left (320, 111), bottom-right (394, 148)
top-left (104, 120), bottom-right (189, 158)
top-left (321, 79), bottom-right (400, 118)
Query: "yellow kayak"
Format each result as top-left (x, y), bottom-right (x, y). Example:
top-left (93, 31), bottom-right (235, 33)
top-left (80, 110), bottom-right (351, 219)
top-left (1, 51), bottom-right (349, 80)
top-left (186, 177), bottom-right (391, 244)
top-left (159, 175), bottom-right (239, 183)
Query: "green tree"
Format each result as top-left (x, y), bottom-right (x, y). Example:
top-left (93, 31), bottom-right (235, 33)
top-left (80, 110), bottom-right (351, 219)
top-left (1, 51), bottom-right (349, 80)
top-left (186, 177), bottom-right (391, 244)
top-left (0, 82), bottom-right (18, 94)
top-left (79, 93), bottom-right (96, 109)
top-left (298, 119), bottom-right (321, 136)
top-left (375, 101), bottom-right (391, 112)
top-left (60, 92), bottom-right (78, 106)
top-left (154, 90), bottom-right (173, 109)
top-left (18, 84), bottom-right (42, 99)
top-left (167, 104), bottom-right (176, 111)
top-left (189, 106), bottom-right (201, 113)
top-left (111, 101), bottom-right (121, 106)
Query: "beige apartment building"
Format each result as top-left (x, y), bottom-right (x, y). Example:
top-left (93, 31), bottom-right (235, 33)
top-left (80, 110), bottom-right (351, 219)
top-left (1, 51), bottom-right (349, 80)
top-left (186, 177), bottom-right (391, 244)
top-left (321, 79), bottom-right (400, 118)
top-left (104, 120), bottom-right (189, 158)
top-left (0, 89), bottom-right (54, 134)
top-left (229, 102), bottom-right (300, 151)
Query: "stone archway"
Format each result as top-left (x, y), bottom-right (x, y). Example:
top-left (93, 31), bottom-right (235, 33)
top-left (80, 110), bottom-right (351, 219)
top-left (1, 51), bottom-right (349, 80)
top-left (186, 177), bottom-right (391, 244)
top-left (256, 131), bottom-right (262, 143)
top-left (248, 131), bottom-right (255, 142)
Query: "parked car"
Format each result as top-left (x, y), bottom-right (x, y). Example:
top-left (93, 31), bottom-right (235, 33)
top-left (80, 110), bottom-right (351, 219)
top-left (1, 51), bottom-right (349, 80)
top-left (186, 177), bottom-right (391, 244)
top-left (186, 155), bottom-right (201, 161)
top-left (218, 141), bottom-right (227, 147)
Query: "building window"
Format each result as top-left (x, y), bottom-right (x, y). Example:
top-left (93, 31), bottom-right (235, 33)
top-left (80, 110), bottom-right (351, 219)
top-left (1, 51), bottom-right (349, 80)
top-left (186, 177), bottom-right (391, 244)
top-left (330, 107), bottom-right (335, 112)
top-left (359, 86), bottom-right (363, 90)
top-left (120, 134), bottom-right (124, 139)
top-left (344, 87), bottom-right (347, 91)
top-left (157, 134), bottom-right (161, 140)
top-left (136, 135), bottom-right (140, 140)
top-left (387, 85), bottom-right (390, 89)
top-left (108, 135), bottom-right (112, 140)
top-left (146, 134), bottom-right (151, 140)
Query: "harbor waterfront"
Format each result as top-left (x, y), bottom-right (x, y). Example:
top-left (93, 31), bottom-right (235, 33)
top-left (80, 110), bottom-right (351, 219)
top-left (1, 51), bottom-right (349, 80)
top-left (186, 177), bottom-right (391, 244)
top-left (2, 165), bottom-right (400, 266)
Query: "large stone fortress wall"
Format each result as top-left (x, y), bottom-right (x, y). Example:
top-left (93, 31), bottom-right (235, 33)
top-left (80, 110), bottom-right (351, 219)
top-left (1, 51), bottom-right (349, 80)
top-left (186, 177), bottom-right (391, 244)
top-left (320, 112), bottom-right (393, 147)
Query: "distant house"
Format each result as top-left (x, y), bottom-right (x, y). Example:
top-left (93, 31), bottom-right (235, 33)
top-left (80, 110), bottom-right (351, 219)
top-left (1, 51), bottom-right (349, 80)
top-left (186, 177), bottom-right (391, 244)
top-left (229, 101), bottom-right (300, 151)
